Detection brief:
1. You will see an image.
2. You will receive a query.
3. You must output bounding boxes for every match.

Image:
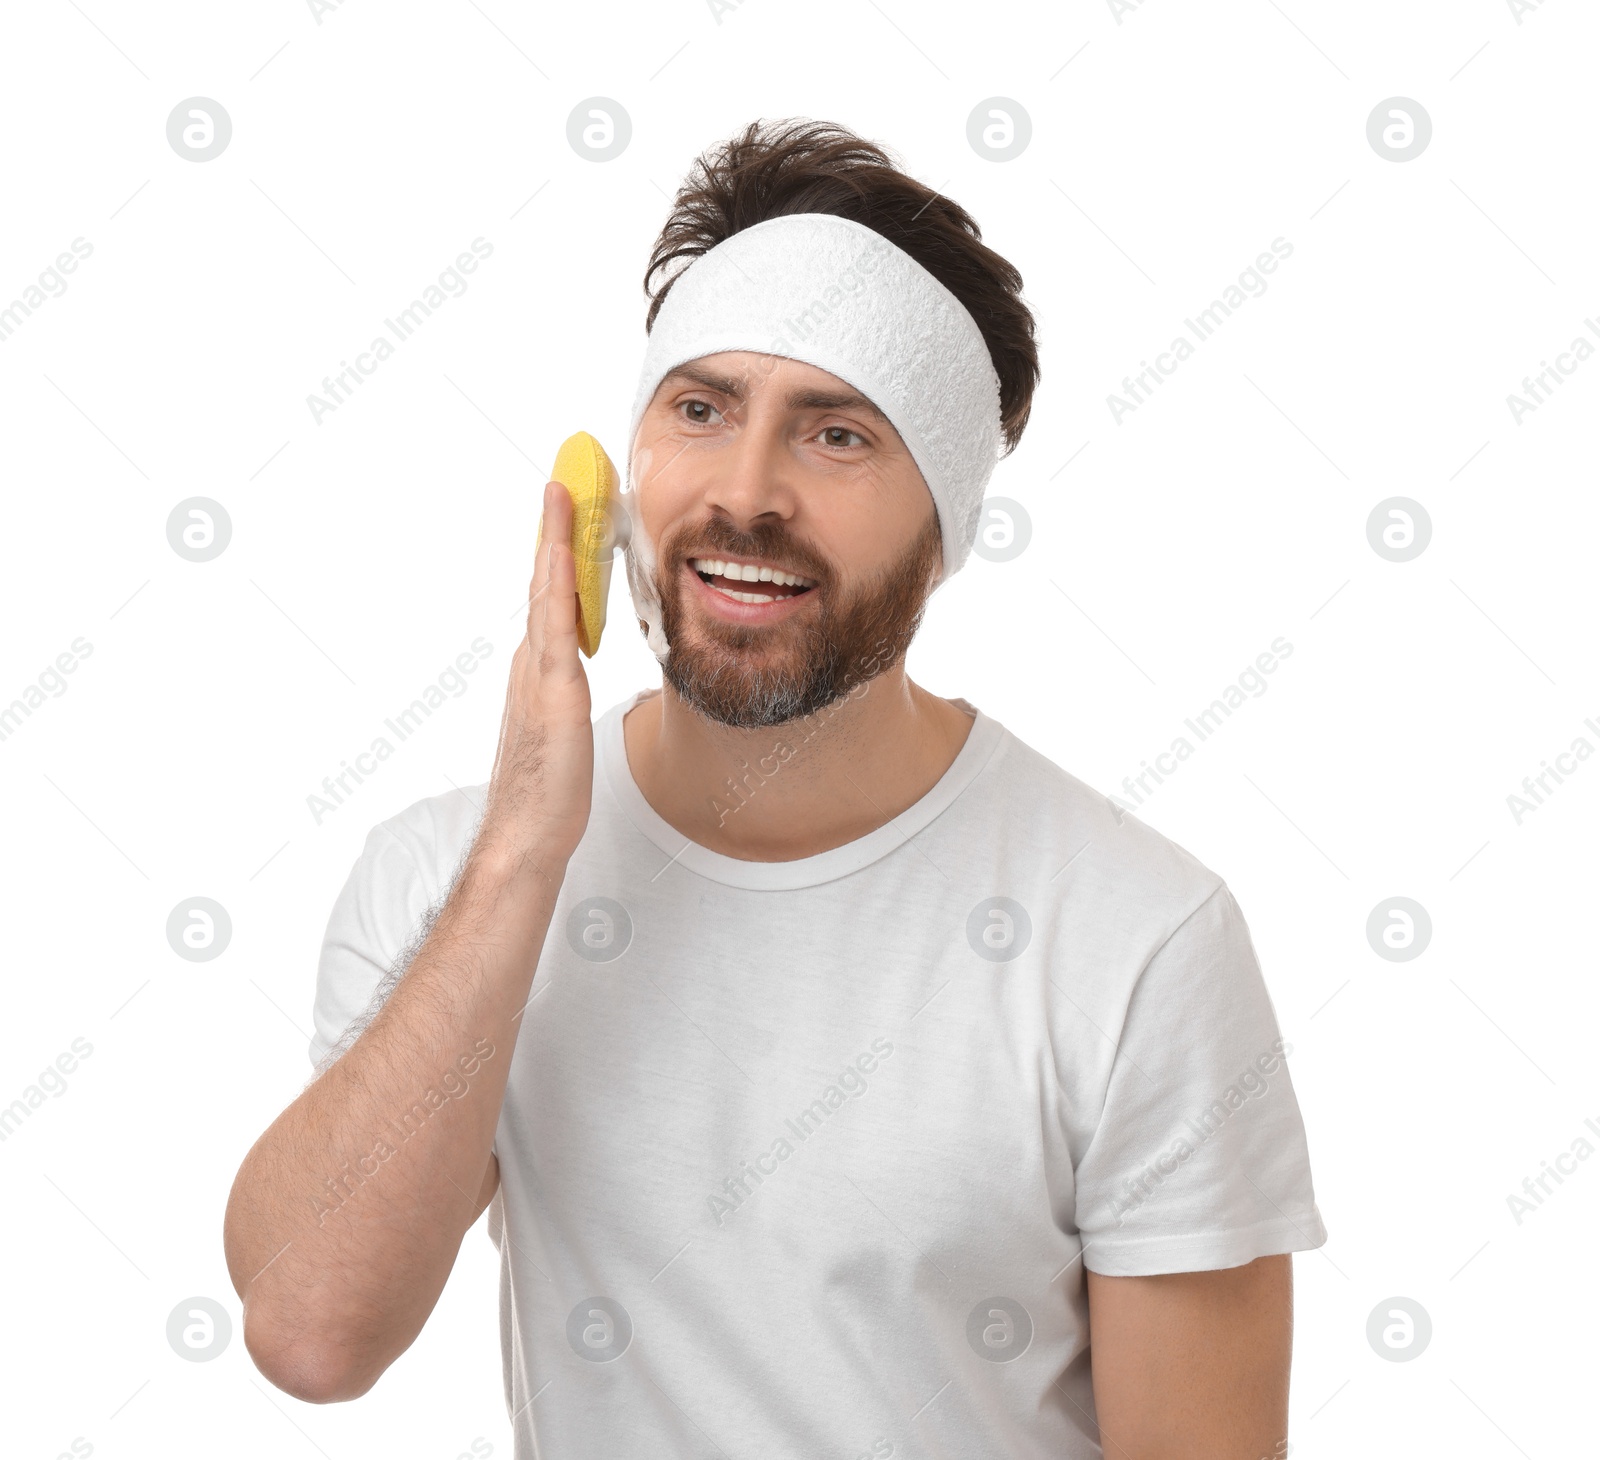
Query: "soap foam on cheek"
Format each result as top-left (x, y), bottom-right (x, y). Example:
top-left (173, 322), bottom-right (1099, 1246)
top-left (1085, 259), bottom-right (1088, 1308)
top-left (621, 438), bottom-right (671, 664)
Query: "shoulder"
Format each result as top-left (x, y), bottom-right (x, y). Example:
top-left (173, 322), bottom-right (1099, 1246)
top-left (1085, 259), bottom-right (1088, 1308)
top-left (362, 781), bottom-right (490, 898)
top-left (979, 714), bottom-right (1227, 941)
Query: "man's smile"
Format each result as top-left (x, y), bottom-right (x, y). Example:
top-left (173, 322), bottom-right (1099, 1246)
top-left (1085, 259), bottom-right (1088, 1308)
top-left (683, 554), bottom-right (819, 617)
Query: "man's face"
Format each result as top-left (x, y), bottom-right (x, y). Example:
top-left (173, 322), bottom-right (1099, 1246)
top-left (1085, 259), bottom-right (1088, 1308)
top-left (629, 350), bottom-right (943, 730)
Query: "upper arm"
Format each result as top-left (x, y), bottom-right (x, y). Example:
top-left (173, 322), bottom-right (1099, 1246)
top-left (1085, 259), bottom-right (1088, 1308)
top-left (1069, 883), bottom-right (1327, 1277)
top-left (1087, 1253), bottom-right (1292, 1460)
top-left (309, 822), bottom-right (437, 1074)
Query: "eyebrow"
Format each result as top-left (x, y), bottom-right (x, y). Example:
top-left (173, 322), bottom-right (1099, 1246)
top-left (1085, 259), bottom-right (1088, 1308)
top-left (659, 363), bottom-right (892, 427)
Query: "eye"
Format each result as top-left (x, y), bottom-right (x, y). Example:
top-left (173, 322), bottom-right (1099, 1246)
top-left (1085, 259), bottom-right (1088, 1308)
top-left (817, 425), bottom-right (866, 449)
top-left (679, 397), bottom-right (724, 426)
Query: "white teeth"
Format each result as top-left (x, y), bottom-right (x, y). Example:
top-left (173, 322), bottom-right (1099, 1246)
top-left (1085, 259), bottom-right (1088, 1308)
top-left (692, 557), bottom-right (816, 589)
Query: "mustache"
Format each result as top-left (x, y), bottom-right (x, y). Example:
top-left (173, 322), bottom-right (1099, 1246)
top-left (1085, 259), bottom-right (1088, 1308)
top-left (661, 522), bottom-right (828, 583)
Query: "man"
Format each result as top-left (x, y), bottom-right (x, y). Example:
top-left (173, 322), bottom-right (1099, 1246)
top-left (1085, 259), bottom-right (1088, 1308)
top-left (225, 119), bottom-right (1325, 1459)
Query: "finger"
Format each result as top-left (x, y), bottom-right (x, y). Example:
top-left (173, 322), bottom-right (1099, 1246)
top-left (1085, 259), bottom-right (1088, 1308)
top-left (530, 480), bottom-right (571, 597)
top-left (526, 481), bottom-right (552, 638)
top-left (540, 530), bottom-right (581, 673)
top-left (527, 480), bottom-right (571, 642)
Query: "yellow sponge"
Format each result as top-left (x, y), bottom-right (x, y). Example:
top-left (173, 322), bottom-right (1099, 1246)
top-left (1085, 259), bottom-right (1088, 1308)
top-left (535, 431), bottom-right (619, 658)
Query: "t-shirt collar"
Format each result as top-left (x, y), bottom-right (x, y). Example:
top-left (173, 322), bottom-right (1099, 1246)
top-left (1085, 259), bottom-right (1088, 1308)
top-left (599, 687), bottom-right (1005, 891)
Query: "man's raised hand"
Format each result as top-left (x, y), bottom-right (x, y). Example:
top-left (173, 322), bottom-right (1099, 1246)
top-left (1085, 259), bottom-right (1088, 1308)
top-left (478, 479), bottom-right (595, 871)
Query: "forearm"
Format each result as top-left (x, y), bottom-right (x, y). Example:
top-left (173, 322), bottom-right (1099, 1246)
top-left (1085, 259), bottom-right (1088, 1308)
top-left (223, 843), bottom-right (563, 1400)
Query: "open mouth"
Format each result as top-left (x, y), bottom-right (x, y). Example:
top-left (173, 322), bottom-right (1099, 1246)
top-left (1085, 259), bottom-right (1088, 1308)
top-left (689, 556), bottom-right (818, 606)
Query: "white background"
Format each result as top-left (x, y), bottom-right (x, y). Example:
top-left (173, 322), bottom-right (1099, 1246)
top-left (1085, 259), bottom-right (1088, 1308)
top-left (2, 0), bottom-right (1595, 1456)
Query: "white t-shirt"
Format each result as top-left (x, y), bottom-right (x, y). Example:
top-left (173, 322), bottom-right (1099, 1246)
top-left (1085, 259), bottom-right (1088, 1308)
top-left (310, 687), bottom-right (1327, 1458)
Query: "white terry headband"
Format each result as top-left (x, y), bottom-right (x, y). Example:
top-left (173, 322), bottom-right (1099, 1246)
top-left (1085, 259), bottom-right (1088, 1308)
top-left (619, 211), bottom-right (1005, 663)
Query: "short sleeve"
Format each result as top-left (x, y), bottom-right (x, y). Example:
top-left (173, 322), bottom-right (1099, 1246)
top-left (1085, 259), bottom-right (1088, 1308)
top-left (1073, 882), bottom-right (1327, 1275)
top-left (308, 821), bottom-right (435, 1073)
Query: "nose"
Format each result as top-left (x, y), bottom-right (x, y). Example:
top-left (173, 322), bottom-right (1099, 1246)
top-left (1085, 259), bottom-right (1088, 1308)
top-left (699, 406), bottom-right (796, 534)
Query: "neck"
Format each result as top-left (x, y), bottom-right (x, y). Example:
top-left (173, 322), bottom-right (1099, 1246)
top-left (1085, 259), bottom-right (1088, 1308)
top-left (622, 665), bottom-right (974, 862)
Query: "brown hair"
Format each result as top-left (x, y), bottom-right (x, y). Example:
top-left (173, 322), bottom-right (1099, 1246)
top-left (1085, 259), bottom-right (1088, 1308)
top-left (642, 118), bottom-right (1040, 455)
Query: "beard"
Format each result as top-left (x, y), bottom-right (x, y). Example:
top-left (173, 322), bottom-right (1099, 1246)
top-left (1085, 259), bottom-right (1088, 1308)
top-left (646, 507), bottom-right (943, 730)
